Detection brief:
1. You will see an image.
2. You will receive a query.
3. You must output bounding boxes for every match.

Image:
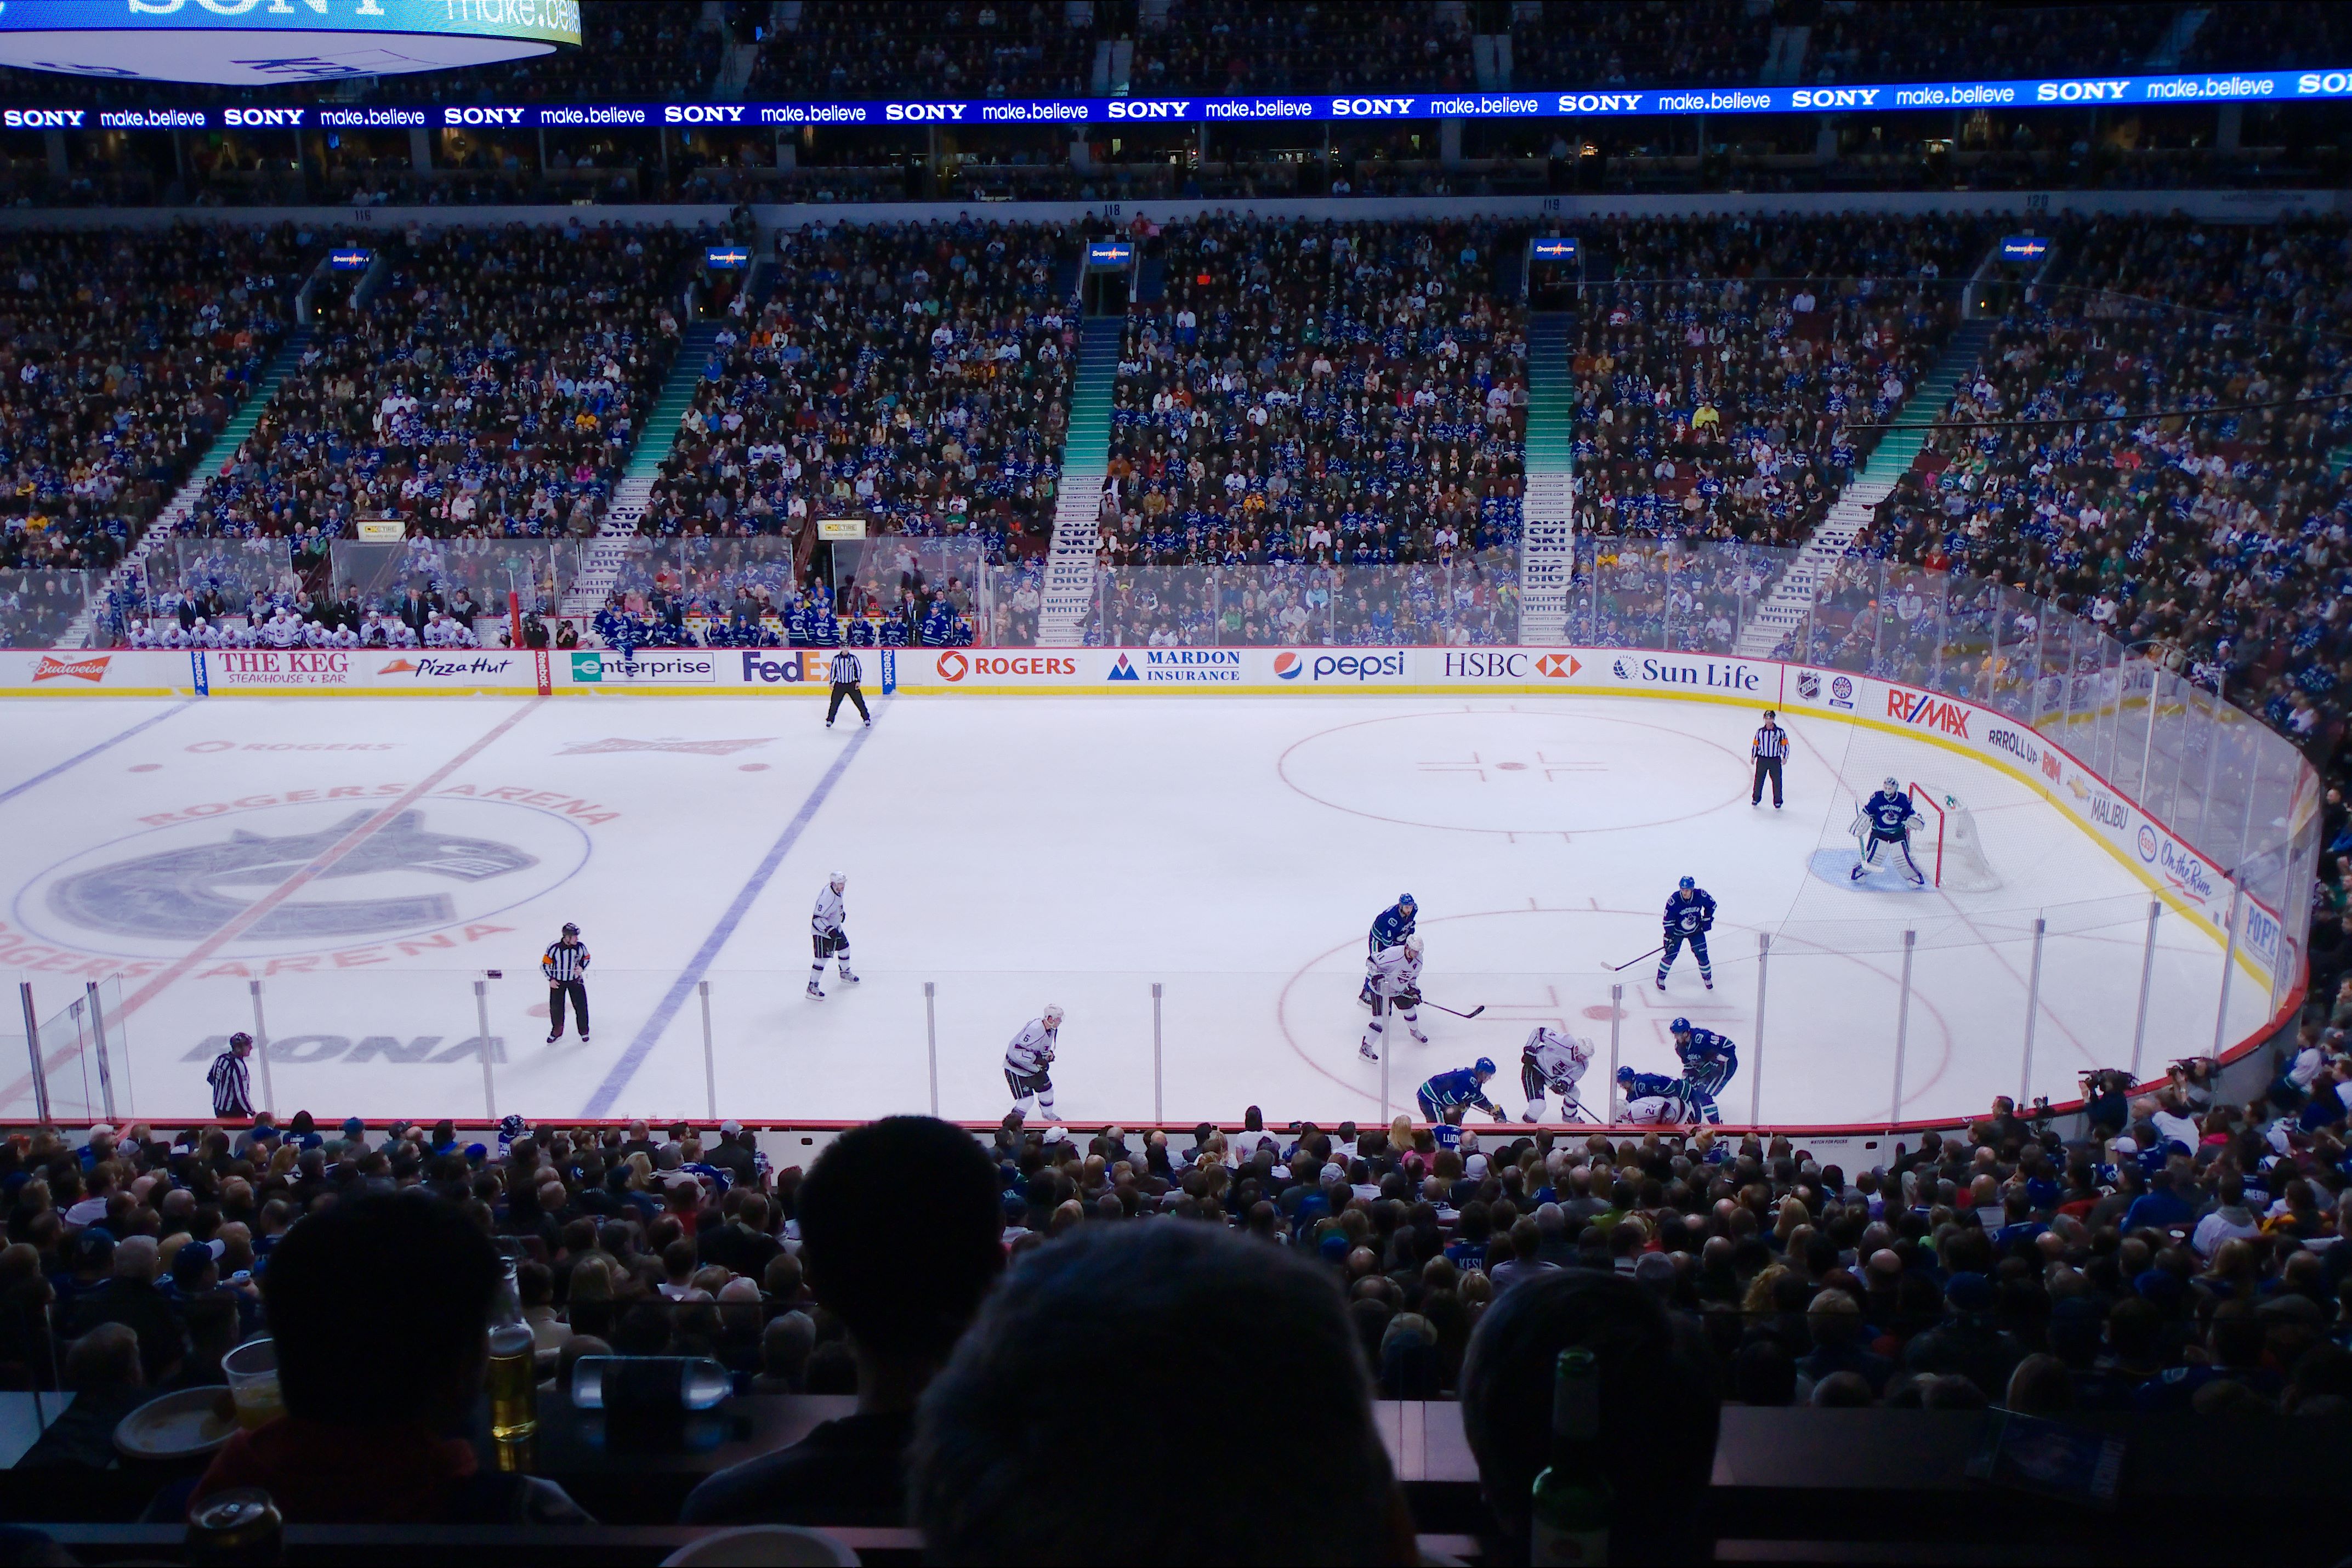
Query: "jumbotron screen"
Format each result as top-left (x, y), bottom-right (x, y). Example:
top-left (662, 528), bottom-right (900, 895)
top-left (0, 0), bottom-right (579, 86)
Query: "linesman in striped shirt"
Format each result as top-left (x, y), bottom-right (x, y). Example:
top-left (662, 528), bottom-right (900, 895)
top-left (1751, 709), bottom-right (1788, 808)
top-left (208, 1031), bottom-right (255, 1120)
top-left (543, 922), bottom-right (590, 1044)
top-left (825, 648), bottom-right (871, 730)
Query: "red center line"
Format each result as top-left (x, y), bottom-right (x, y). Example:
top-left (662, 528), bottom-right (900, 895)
top-left (0, 700), bottom-right (542, 1115)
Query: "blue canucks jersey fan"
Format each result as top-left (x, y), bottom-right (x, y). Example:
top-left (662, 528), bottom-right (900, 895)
top-left (1657, 876), bottom-right (1716, 991)
top-left (1416, 1058), bottom-right (1503, 1123)
top-left (1853, 777), bottom-right (1926, 884)
top-left (1671, 1018), bottom-right (1739, 1124)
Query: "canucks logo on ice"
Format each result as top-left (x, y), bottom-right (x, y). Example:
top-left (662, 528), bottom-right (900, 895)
top-left (19, 798), bottom-right (592, 959)
top-left (44, 810), bottom-right (536, 942)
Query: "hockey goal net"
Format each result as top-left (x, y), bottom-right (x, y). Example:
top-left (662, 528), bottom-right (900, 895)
top-left (1906, 781), bottom-right (2002, 891)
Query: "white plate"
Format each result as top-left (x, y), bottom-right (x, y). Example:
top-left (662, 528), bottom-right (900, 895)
top-left (113, 1387), bottom-right (241, 1461)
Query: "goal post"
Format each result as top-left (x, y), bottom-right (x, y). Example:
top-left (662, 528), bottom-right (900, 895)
top-left (1906, 781), bottom-right (2003, 891)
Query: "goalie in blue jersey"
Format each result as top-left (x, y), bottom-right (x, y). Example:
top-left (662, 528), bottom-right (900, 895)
top-left (1851, 776), bottom-right (1927, 885)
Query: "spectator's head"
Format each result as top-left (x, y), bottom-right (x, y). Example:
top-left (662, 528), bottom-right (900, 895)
top-left (1461, 1269), bottom-right (1719, 1561)
top-left (64, 1322), bottom-right (144, 1391)
top-left (263, 1191), bottom-right (501, 1426)
top-left (797, 1115), bottom-right (1004, 1373)
top-left (760, 1310), bottom-right (817, 1389)
top-left (911, 1222), bottom-right (1412, 1565)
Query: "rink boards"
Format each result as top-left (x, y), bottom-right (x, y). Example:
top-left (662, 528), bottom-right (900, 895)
top-left (0, 643), bottom-right (2296, 960)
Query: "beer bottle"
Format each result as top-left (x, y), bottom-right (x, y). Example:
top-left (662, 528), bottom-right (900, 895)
top-left (1529, 1347), bottom-right (1611, 1565)
top-left (488, 1254), bottom-right (538, 1441)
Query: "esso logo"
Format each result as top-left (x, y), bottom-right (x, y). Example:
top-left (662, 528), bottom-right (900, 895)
top-left (1274, 652), bottom-right (1303, 680)
top-left (936, 651), bottom-right (968, 683)
top-left (2136, 825), bottom-right (2159, 862)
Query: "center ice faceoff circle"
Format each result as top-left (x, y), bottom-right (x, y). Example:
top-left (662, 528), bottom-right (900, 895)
top-left (1277, 708), bottom-right (1743, 833)
top-left (16, 796), bottom-right (593, 959)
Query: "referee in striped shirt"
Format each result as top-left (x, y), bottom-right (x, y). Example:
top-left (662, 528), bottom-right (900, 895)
top-left (1751, 709), bottom-right (1789, 808)
top-left (825, 647), bottom-right (871, 729)
top-left (543, 922), bottom-right (590, 1044)
top-left (208, 1031), bottom-right (255, 1120)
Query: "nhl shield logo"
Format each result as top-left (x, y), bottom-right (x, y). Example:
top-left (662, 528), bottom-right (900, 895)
top-left (1796, 670), bottom-right (1820, 701)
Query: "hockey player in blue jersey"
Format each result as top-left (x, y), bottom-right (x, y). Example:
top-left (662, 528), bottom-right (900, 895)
top-left (1671, 1018), bottom-right (1739, 1124)
top-left (1360, 894), bottom-right (1417, 1006)
top-left (1614, 1066), bottom-right (1688, 1126)
top-left (1851, 776), bottom-right (1927, 884)
top-left (1416, 1058), bottom-right (1505, 1123)
top-left (1656, 876), bottom-right (1717, 991)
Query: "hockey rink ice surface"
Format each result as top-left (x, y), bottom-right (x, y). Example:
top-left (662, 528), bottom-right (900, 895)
top-left (0, 692), bottom-right (2276, 1129)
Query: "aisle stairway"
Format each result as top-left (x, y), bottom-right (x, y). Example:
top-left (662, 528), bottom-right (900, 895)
top-left (561, 321), bottom-right (724, 618)
top-left (1035, 316), bottom-right (1121, 646)
top-left (60, 327), bottom-right (312, 647)
top-left (1732, 319), bottom-right (1993, 658)
top-left (1518, 311), bottom-right (1575, 644)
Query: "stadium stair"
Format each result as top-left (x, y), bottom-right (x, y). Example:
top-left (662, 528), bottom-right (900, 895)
top-left (1518, 311), bottom-right (1575, 644)
top-left (1035, 316), bottom-right (1122, 646)
top-left (61, 327), bottom-right (313, 649)
top-left (559, 320), bottom-right (724, 619)
top-left (1761, 24), bottom-right (1811, 85)
top-left (2146, 7), bottom-right (2211, 69)
top-left (1731, 319), bottom-right (1994, 658)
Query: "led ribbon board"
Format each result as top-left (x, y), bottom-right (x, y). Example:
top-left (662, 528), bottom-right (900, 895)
top-left (0, 0), bottom-right (580, 87)
top-left (0, 64), bottom-right (2345, 129)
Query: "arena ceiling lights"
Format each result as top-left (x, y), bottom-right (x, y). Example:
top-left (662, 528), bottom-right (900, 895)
top-left (0, 0), bottom-right (580, 86)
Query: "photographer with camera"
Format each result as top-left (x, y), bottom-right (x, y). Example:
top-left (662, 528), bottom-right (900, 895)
top-left (2080, 1069), bottom-right (2131, 1141)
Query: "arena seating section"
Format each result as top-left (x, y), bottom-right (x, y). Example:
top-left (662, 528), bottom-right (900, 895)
top-left (749, 2), bottom-right (1094, 100)
top-left (0, 225), bottom-right (300, 579)
top-left (188, 224), bottom-right (696, 542)
top-left (1853, 217), bottom-right (2352, 756)
top-left (1569, 215), bottom-right (1988, 548)
top-left (1130, 0), bottom-right (1474, 93)
top-left (9, 5), bottom-right (2352, 1548)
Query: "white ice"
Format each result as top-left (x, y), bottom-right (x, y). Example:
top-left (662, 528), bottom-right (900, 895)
top-left (0, 691), bottom-right (2274, 1129)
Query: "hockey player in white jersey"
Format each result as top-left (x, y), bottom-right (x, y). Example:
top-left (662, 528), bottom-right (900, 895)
top-left (1851, 777), bottom-right (1927, 884)
top-left (1518, 1026), bottom-right (1595, 1122)
top-left (1005, 1004), bottom-right (1064, 1122)
top-left (1356, 933), bottom-right (1429, 1063)
top-left (805, 872), bottom-right (860, 998)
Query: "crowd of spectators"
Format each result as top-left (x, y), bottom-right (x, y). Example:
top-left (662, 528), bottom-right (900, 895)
top-left (182, 221), bottom-right (701, 558)
top-left (9, 1056), bottom-right (2352, 1545)
top-left (1570, 214), bottom-right (1986, 549)
top-left (1132, 0), bottom-right (1473, 94)
top-left (1849, 217), bottom-right (2352, 763)
top-left (583, 539), bottom-right (986, 653)
top-left (1805, 3), bottom-right (2176, 87)
top-left (644, 218), bottom-right (1073, 571)
top-left (1508, 0), bottom-right (1771, 91)
top-left (751, 1), bottom-right (1093, 100)
top-left (2181, 2), bottom-right (2352, 72)
top-left (0, 225), bottom-right (302, 580)
top-left (1103, 216), bottom-right (1526, 582)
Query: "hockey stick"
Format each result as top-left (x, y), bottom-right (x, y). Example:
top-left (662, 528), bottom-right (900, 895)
top-left (1606, 944), bottom-right (1664, 973)
top-left (1418, 997), bottom-right (1486, 1020)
